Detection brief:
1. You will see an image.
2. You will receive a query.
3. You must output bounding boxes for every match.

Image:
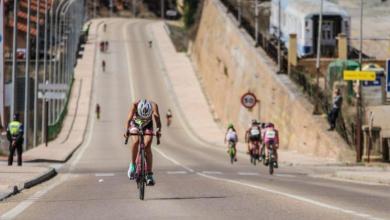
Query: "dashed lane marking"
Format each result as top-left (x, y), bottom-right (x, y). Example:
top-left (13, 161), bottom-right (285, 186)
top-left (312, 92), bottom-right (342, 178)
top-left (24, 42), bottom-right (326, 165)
top-left (166, 171), bottom-right (188, 175)
top-left (274, 174), bottom-right (296, 178)
top-left (95, 173), bottom-right (115, 177)
top-left (238, 172), bottom-right (260, 176)
top-left (201, 171), bottom-right (223, 175)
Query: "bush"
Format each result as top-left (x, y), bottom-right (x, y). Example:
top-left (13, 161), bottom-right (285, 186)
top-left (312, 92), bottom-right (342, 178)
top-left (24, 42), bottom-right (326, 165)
top-left (183, 0), bottom-right (199, 28)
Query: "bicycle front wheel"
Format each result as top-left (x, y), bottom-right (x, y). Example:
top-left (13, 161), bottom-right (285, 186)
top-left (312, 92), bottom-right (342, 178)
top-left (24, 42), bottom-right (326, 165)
top-left (139, 148), bottom-right (146, 200)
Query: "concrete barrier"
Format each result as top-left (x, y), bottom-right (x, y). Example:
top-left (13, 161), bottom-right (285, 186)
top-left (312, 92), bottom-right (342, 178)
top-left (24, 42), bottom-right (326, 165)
top-left (190, 0), bottom-right (354, 161)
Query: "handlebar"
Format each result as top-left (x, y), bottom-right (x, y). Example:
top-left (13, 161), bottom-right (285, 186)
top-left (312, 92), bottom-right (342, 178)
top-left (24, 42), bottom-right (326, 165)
top-left (124, 132), bottom-right (161, 145)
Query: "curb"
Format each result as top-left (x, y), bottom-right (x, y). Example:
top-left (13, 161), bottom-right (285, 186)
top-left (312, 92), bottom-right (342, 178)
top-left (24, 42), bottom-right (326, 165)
top-left (0, 168), bottom-right (57, 201)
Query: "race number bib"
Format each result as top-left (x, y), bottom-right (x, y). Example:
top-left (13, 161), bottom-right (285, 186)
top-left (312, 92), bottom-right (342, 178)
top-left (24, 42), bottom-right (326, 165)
top-left (265, 130), bottom-right (276, 139)
top-left (250, 128), bottom-right (260, 136)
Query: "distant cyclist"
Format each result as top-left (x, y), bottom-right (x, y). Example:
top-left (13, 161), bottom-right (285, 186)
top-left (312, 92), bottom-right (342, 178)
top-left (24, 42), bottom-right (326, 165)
top-left (102, 60), bottom-right (106, 72)
top-left (124, 99), bottom-right (162, 186)
top-left (149, 40), bottom-right (153, 48)
top-left (95, 104), bottom-right (101, 119)
top-left (225, 123), bottom-right (238, 162)
top-left (103, 23), bottom-right (107, 32)
top-left (166, 109), bottom-right (172, 127)
top-left (245, 119), bottom-right (262, 159)
top-left (263, 123), bottom-right (279, 168)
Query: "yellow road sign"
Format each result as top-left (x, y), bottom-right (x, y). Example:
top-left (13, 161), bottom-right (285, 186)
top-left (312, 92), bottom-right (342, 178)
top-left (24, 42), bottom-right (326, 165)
top-left (343, 71), bottom-right (376, 81)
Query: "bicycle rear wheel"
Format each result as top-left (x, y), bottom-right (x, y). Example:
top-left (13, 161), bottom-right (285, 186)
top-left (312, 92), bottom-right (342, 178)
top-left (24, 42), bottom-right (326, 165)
top-left (269, 150), bottom-right (274, 175)
top-left (139, 148), bottom-right (146, 200)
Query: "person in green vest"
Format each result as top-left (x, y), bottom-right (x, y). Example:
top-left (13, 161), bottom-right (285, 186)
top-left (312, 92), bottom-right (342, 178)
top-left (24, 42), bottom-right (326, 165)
top-left (6, 113), bottom-right (24, 166)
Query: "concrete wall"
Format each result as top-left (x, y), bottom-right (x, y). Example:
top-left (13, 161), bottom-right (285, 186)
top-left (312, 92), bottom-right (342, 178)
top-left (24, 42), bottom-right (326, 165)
top-left (190, 0), bottom-right (354, 161)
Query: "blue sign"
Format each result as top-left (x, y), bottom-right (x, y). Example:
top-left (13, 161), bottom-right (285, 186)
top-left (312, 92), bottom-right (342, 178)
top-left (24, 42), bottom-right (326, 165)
top-left (363, 73), bottom-right (382, 87)
top-left (387, 59), bottom-right (390, 93)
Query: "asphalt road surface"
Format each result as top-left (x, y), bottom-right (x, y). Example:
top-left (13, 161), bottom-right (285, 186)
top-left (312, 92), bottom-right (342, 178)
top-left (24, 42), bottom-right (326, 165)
top-left (1, 19), bottom-right (389, 220)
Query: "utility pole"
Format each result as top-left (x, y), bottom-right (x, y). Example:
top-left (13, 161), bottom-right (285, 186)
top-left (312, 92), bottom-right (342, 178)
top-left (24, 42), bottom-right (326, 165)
top-left (313, 0), bottom-right (323, 115)
top-left (161, 0), bottom-right (164, 19)
top-left (254, 0), bottom-right (259, 46)
top-left (110, 0), bottom-right (113, 17)
top-left (11, 0), bottom-right (18, 120)
top-left (33, 0), bottom-right (41, 147)
top-left (277, 0), bottom-right (282, 73)
top-left (24, 0), bottom-right (32, 150)
top-left (42, 0), bottom-right (48, 140)
top-left (356, 0), bottom-right (364, 162)
top-left (133, 0), bottom-right (136, 17)
top-left (93, 0), bottom-right (97, 18)
top-left (238, 0), bottom-right (242, 26)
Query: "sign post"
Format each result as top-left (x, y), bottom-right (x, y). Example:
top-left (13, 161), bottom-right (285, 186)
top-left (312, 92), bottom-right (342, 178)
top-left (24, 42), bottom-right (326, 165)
top-left (0, 0), bottom-right (4, 127)
top-left (386, 59), bottom-right (390, 98)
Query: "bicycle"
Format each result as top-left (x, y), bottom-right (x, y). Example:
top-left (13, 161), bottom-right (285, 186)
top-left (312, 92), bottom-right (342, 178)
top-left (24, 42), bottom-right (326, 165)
top-left (102, 60), bottom-right (106, 72)
top-left (228, 141), bottom-right (236, 164)
top-left (266, 141), bottom-right (277, 175)
top-left (124, 126), bottom-right (160, 200)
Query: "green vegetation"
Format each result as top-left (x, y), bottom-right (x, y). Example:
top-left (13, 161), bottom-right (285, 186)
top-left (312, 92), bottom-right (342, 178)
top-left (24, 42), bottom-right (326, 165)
top-left (183, 0), bottom-right (199, 28)
top-left (48, 78), bottom-right (74, 141)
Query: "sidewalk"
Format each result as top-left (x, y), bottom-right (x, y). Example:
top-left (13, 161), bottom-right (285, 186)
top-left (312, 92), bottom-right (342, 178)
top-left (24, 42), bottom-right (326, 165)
top-left (0, 19), bottom-right (100, 200)
top-left (149, 21), bottom-right (390, 185)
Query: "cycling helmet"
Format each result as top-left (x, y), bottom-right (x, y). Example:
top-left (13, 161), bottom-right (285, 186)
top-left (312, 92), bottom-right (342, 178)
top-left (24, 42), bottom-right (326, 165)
top-left (252, 119), bottom-right (260, 125)
top-left (228, 123), bottom-right (234, 129)
top-left (261, 123), bottom-right (266, 128)
top-left (266, 123), bottom-right (274, 128)
top-left (137, 99), bottom-right (152, 119)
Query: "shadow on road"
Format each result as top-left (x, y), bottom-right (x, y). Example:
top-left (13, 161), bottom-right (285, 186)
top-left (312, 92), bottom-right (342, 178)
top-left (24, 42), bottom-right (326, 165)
top-left (148, 196), bottom-right (226, 201)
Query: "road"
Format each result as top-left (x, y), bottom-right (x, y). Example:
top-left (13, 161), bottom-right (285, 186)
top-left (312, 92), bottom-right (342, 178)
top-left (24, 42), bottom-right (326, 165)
top-left (1, 19), bottom-right (390, 220)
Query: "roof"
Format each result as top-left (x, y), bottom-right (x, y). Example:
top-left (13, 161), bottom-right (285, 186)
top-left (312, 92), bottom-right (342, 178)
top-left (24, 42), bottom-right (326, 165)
top-left (274, 0), bottom-right (349, 19)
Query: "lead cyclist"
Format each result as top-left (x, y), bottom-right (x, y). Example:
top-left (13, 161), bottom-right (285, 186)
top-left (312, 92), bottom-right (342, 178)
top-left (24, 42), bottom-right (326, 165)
top-left (124, 99), bottom-right (162, 186)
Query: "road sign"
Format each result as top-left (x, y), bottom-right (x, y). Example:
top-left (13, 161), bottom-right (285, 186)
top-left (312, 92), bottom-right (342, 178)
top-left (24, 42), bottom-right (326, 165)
top-left (38, 91), bottom-right (66, 100)
top-left (343, 71), bottom-right (376, 81)
top-left (387, 59), bottom-right (390, 93)
top-left (241, 92), bottom-right (257, 109)
top-left (38, 83), bottom-right (68, 91)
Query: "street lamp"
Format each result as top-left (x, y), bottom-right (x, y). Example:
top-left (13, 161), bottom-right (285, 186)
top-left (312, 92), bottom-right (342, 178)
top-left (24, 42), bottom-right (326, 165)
top-left (23, 0), bottom-right (32, 149)
top-left (33, 0), bottom-right (42, 147)
top-left (313, 0), bottom-right (323, 115)
top-left (11, 0), bottom-right (19, 121)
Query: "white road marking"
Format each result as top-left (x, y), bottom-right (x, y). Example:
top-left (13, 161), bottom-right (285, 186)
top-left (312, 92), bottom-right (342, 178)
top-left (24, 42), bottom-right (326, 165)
top-left (274, 174), bottom-right (296, 178)
top-left (153, 146), bottom-right (194, 173)
top-left (166, 171), bottom-right (188, 175)
top-left (0, 20), bottom-right (103, 220)
top-left (153, 146), bottom-right (383, 220)
top-left (238, 172), bottom-right (260, 176)
top-left (95, 173), bottom-right (115, 177)
top-left (197, 172), bottom-right (383, 220)
top-left (201, 171), bottom-right (223, 175)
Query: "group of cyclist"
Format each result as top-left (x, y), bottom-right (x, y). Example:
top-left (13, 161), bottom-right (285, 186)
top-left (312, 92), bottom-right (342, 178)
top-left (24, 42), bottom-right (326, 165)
top-left (225, 120), bottom-right (279, 168)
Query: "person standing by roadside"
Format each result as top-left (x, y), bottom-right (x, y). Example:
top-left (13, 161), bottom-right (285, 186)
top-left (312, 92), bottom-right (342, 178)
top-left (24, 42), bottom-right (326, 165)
top-left (328, 89), bottom-right (343, 131)
top-left (7, 113), bottom-right (24, 166)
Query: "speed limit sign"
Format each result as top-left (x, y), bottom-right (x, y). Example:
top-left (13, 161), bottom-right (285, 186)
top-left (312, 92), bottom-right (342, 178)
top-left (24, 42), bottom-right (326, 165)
top-left (241, 92), bottom-right (257, 109)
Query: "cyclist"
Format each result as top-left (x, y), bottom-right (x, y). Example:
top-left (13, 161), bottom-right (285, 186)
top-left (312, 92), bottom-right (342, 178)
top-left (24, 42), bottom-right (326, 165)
top-left (95, 103), bottom-right (101, 119)
top-left (102, 60), bottom-right (106, 72)
top-left (225, 123), bottom-right (238, 162)
top-left (124, 99), bottom-right (161, 186)
top-left (149, 40), bottom-right (153, 48)
top-left (245, 119), bottom-right (262, 160)
top-left (103, 23), bottom-right (107, 32)
top-left (263, 123), bottom-right (279, 168)
top-left (259, 122), bottom-right (267, 160)
top-left (104, 41), bottom-right (109, 51)
top-left (166, 109), bottom-right (172, 127)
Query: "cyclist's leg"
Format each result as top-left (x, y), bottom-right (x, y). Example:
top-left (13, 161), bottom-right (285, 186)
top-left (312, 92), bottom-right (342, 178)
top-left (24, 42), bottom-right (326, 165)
top-left (144, 135), bottom-right (153, 173)
top-left (131, 136), bottom-right (139, 164)
top-left (233, 142), bottom-right (237, 160)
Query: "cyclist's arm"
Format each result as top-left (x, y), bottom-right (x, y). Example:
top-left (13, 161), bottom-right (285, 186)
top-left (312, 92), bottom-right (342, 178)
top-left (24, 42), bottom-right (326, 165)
top-left (125, 103), bottom-right (137, 130)
top-left (245, 129), bottom-right (249, 143)
top-left (152, 103), bottom-right (162, 132)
